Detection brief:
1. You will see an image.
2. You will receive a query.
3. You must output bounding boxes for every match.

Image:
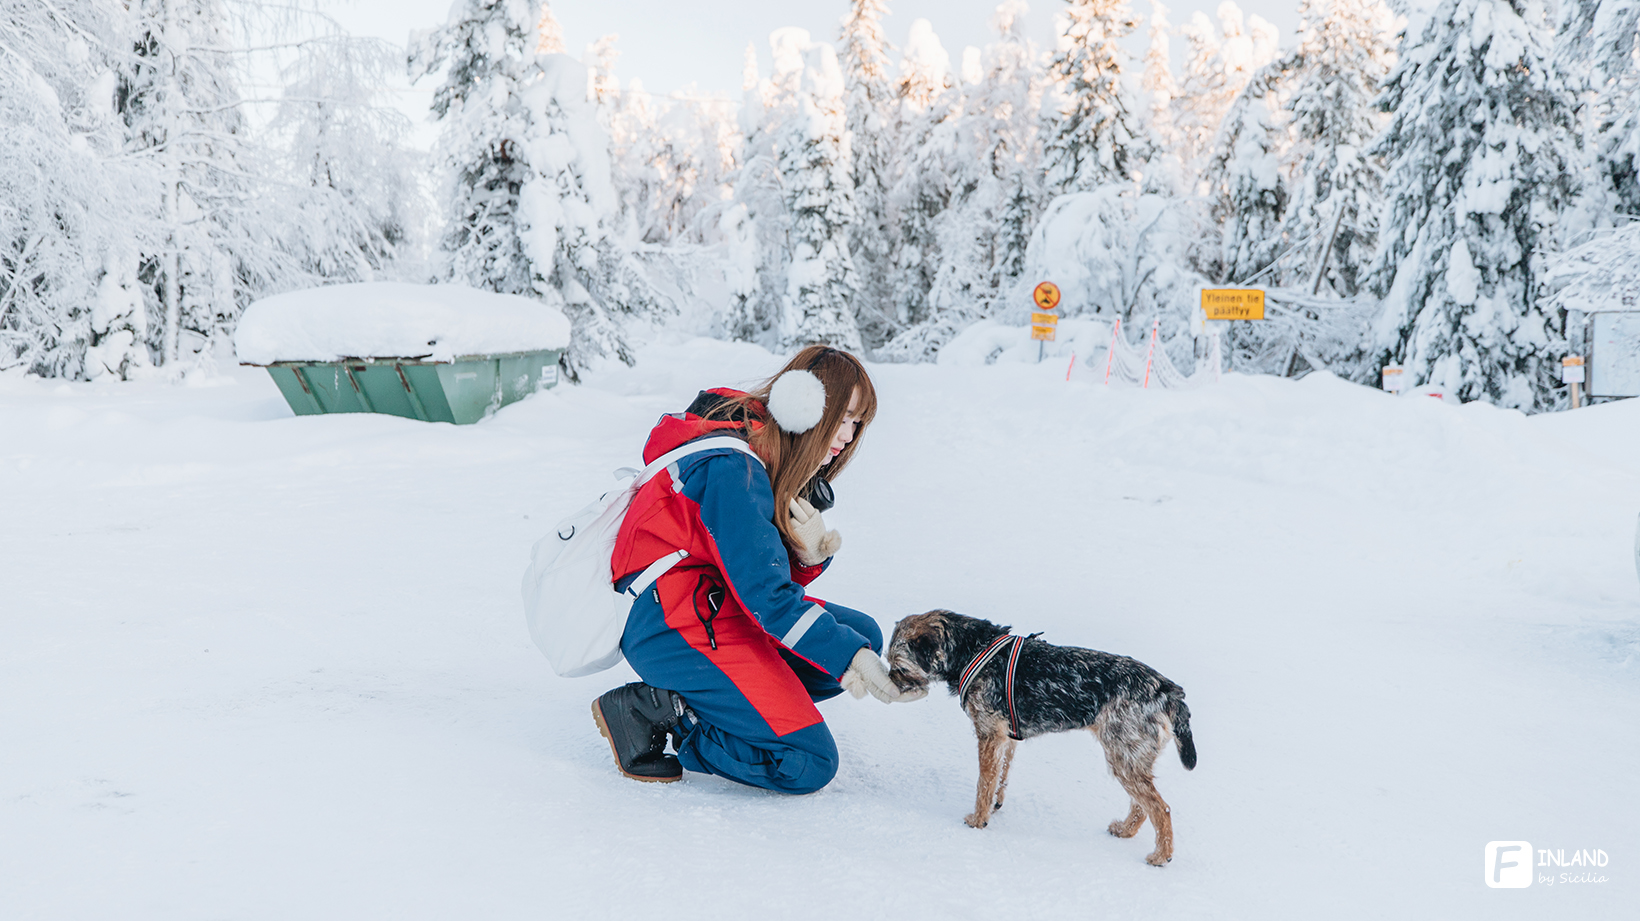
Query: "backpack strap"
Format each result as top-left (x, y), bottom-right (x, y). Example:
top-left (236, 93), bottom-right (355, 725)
top-left (620, 436), bottom-right (764, 598)
top-left (622, 549), bottom-right (689, 598)
top-left (634, 435), bottom-right (762, 488)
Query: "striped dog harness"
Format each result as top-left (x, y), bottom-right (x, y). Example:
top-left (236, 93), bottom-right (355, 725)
top-left (956, 632), bottom-right (1041, 741)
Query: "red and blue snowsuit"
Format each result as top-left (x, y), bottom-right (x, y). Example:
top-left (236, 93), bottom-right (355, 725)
top-left (611, 392), bottom-right (882, 794)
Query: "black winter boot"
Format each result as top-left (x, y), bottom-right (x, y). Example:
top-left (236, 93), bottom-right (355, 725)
top-left (591, 682), bottom-right (685, 783)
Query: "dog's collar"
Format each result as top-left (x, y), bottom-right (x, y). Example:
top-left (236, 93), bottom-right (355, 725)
top-left (957, 633), bottom-right (1041, 741)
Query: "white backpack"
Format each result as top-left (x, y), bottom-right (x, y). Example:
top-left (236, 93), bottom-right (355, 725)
top-left (521, 436), bottom-right (763, 677)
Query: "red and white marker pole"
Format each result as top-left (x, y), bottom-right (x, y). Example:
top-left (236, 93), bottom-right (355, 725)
top-left (1104, 318), bottom-right (1121, 385)
top-left (1142, 319), bottom-right (1159, 389)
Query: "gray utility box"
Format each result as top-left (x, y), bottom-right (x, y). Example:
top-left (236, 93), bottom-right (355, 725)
top-left (1588, 311), bottom-right (1640, 398)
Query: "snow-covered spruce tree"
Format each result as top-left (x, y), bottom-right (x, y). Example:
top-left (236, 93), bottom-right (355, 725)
top-left (524, 54), bottom-right (673, 376)
top-left (879, 0), bottom-right (1044, 361)
top-left (680, 97), bottom-right (742, 243)
top-left (719, 40), bottom-right (791, 346)
top-left (589, 51), bottom-right (740, 321)
top-left (1558, 0), bottom-right (1640, 85)
top-left (0, 0), bottom-right (152, 379)
top-left (774, 35), bottom-right (864, 350)
top-left (1201, 52), bottom-right (1299, 286)
top-left (1172, 11), bottom-right (1227, 177)
top-left (7, 1), bottom-right (431, 379)
top-left (1140, 0), bottom-right (1183, 190)
top-left (597, 33), bottom-right (736, 252)
top-left (839, 0), bottom-right (900, 346)
top-left (535, 0), bottom-right (566, 54)
top-left (603, 73), bottom-right (672, 242)
top-left (586, 36), bottom-right (675, 245)
top-left (636, 93), bottom-right (738, 245)
top-left (886, 21), bottom-right (956, 342)
top-left (896, 18), bottom-right (952, 111)
top-left (1368, 0), bottom-right (1579, 410)
top-left (1276, 0), bottom-right (1396, 298)
top-left (413, 1), bottom-right (667, 379)
top-left (120, 0), bottom-right (295, 372)
top-left (1546, 222), bottom-right (1640, 326)
top-left (1599, 69), bottom-right (1640, 224)
top-left (881, 92), bottom-right (960, 355)
top-left (268, 33), bottom-right (422, 284)
top-left (1209, 46), bottom-right (1389, 377)
top-left (1040, 0), bottom-right (1148, 195)
top-left (1171, 3), bottom-right (1281, 182)
top-left (1557, 0), bottom-right (1640, 219)
top-left (583, 33), bottom-right (618, 103)
top-left (410, 0), bottom-right (540, 299)
top-left (961, 0), bottom-right (1045, 297)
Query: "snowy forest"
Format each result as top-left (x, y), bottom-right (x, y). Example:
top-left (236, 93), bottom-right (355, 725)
top-left (5, 0), bottom-right (1640, 410)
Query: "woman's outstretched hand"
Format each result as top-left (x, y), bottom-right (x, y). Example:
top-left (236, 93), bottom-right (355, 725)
top-left (841, 648), bottom-right (928, 704)
top-left (788, 497), bottom-right (841, 566)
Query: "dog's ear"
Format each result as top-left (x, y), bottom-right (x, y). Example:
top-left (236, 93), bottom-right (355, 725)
top-left (908, 619), bottom-right (946, 671)
top-left (909, 633), bottom-right (939, 669)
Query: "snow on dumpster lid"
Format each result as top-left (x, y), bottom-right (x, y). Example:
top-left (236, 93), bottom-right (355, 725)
top-left (234, 282), bottom-right (571, 365)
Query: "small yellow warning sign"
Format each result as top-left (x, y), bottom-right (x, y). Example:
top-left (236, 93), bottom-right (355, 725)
top-left (1201, 288), bottom-right (1266, 320)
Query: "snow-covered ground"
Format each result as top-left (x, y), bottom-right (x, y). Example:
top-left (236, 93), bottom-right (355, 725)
top-left (3, 337), bottom-right (1635, 919)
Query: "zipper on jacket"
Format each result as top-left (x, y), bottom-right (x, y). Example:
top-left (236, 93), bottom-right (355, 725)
top-left (695, 582), bottom-right (724, 651)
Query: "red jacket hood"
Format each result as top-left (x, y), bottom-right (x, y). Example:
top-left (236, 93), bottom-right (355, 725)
top-left (641, 388), bottom-right (768, 464)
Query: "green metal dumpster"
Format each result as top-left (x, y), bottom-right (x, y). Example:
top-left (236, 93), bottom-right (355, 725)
top-left (235, 282), bottom-right (572, 424)
top-left (262, 351), bottom-right (563, 424)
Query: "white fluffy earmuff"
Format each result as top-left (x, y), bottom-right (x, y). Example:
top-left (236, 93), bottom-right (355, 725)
top-left (767, 369), bottom-right (828, 433)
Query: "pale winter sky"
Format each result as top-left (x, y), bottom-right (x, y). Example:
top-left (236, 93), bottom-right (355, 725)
top-left (326, 0), bottom-right (1305, 144)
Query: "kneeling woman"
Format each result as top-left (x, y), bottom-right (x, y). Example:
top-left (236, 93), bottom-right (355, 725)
top-left (594, 345), bottom-right (921, 793)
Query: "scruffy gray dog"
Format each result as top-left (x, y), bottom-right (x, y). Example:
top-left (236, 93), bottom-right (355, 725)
top-left (886, 610), bottom-right (1196, 866)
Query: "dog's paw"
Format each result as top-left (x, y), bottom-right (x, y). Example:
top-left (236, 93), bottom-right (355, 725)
top-left (1107, 819), bottom-right (1139, 838)
top-left (963, 813), bottom-right (989, 829)
top-left (1145, 851), bottom-right (1172, 867)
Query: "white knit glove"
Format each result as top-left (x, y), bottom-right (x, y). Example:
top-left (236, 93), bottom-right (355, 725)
top-left (788, 497), bottom-right (842, 567)
top-left (840, 648), bottom-right (928, 704)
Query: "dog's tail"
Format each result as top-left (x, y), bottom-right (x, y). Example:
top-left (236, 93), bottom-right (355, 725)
top-left (1164, 688), bottom-right (1197, 771)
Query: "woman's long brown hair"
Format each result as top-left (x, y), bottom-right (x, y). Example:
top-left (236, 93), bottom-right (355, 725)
top-left (703, 345), bottom-right (878, 547)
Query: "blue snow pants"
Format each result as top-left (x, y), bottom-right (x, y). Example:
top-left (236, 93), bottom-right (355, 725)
top-left (620, 590), bottom-right (883, 795)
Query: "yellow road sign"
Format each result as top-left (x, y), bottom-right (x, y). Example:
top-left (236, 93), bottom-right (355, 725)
top-left (1033, 282), bottom-right (1061, 310)
top-left (1202, 288), bottom-right (1266, 320)
top-left (1031, 312), bottom-right (1059, 326)
top-left (1031, 325), bottom-right (1056, 341)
